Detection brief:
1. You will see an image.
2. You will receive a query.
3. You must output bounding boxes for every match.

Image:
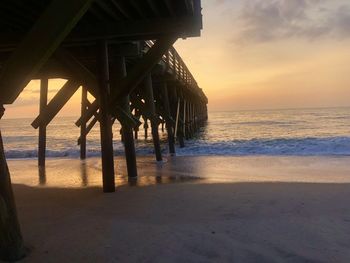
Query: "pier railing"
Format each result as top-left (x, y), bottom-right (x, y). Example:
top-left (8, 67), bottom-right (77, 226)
top-left (145, 41), bottom-right (198, 89)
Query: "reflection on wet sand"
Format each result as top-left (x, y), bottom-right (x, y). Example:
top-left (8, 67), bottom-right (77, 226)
top-left (38, 166), bottom-right (46, 186)
top-left (11, 155), bottom-right (350, 190)
top-left (117, 159), bottom-right (202, 187)
top-left (80, 161), bottom-right (88, 187)
top-left (12, 156), bottom-right (203, 189)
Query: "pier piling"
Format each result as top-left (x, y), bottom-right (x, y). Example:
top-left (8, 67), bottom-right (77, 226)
top-left (160, 81), bottom-right (176, 155)
top-left (38, 78), bottom-right (48, 167)
top-left (143, 74), bottom-right (162, 161)
top-left (0, 1), bottom-right (206, 258)
top-left (97, 40), bottom-right (115, 192)
top-left (0, 107), bottom-right (25, 261)
top-left (80, 86), bottom-right (87, 160)
top-left (112, 56), bottom-right (138, 178)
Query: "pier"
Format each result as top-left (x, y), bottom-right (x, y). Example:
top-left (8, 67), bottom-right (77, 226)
top-left (0, 0), bottom-right (207, 261)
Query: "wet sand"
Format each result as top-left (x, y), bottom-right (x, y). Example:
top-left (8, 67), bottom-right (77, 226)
top-left (6, 156), bottom-right (350, 262)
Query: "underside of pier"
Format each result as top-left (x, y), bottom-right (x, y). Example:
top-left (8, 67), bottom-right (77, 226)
top-left (0, 0), bottom-right (207, 261)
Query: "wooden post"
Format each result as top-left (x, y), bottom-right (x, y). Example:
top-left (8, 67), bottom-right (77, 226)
top-left (80, 86), bottom-right (87, 160)
top-left (161, 121), bottom-right (165, 133)
top-left (143, 118), bottom-right (149, 139)
top-left (109, 36), bottom-right (177, 114)
top-left (175, 98), bottom-right (185, 147)
top-left (0, 106), bottom-right (25, 261)
top-left (193, 103), bottom-right (198, 133)
top-left (112, 56), bottom-right (138, 178)
top-left (187, 102), bottom-right (193, 139)
top-left (183, 100), bottom-right (188, 140)
top-left (174, 99), bottom-right (180, 141)
top-left (38, 78), bottom-right (48, 167)
top-left (160, 81), bottom-right (175, 155)
top-left (38, 166), bottom-right (46, 186)
top-left (178, 99), bottom-right (185, 148)
top-left (134, 108), bottom-right (140, 139)
top-left (32, 80), bottom-right (80, 129)
top-left (143, 74), bottom-right (162, 161)
top-left (97, 40), bottom-right (115, 193)
top-left (134, 127), bottom-right (139, 140)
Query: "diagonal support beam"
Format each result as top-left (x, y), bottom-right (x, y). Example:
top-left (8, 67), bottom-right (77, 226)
top-left (31, 80), bottom-right (80, 129)
top-left (74, 37), bottom-right (176, 125)
top-left (109, 36), bottom-right (177, 115)
top-left (76, 99), bottom-right (99, 127)
top-left (78, 114), bottom-right (98, 146)
top-left (54, 48), bottom-right (99, 97)
top-left (0, 0), bottom-right (94, 104)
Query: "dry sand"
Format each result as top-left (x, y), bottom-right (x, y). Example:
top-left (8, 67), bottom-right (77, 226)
top-left (4, 156), bottom-right (350, 262)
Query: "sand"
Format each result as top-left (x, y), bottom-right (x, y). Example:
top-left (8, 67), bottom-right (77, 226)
top-left (4, 156), bottom-right (350, 262)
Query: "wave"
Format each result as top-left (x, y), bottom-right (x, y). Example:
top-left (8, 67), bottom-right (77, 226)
top-left (4, 149), bottom-right (97, 159)
top-left (176, 136), bottom-right (350, 156)
top-left (231, 121), bottom-right (299, 126)
top-left (4, 146), bottom-right (158, 159)
top-left (4, 136), bottom-right (350, 159)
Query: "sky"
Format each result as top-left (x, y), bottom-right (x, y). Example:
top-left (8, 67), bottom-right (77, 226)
top-left (175, 0), bottom-right (350, 111)
top-left (4, 0), bottom-right (350, 118)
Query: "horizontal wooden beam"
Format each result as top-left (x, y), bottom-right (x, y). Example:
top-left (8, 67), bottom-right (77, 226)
top-left (0, 16), bottom-right (201, 51)
top-left (70, 17), bottom-right (201, 42)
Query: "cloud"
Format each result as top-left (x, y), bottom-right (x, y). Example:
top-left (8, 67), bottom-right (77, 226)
top-left (214, 0), bottom-right (227, 5)
top-left (233, 0), bottom-right (350, 44)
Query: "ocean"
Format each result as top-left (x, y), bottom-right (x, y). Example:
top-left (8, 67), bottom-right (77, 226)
top-left (1, 107), bottom-right (350, 159)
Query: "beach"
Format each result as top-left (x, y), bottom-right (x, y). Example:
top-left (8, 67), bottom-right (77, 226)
top-left (8, 156), bottom-right (350, 262)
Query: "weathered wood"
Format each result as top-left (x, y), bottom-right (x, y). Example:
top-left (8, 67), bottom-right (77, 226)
top-left (31, 80), bottom-right (80, 129)
top-left (39, 166), bottom-right (46, 186)
top-left (188, 102), bottom-right (193, 138)
top-left (161, 120), bottom-right (165, 133)
top-left (0, 0), bottom-right (94, 104)
top-left (134, 127), bottom-right (139, 140)
top-left (80, 87), bottom-right (88, 160)
top-left (144, 118), bottom-right (149, 140)
top-left (54, 48), bottom-right (99, 97)
top-left (109, 36), bottom-right (177, 115)
top-left (160, 81), bottom-right (176, 155)
top-left (83, 116), bottom-right (98, 141)
top-left (111, 56), bottom-right (138, 178)
top-left (143, 74), bottom-right (162, 161)
top-left (174, 98), bottom-right (180, 139)
top-left (97, 40), bottom-right (115, 193)
top-left (183, 100), bottom-right (187, 139)
top-left (38, 78), bottom-right (48, 167)
top-left (69, 16), bottom-right (202, 42)
top-left (75, 37), bottom-right (177, 128)
top-left (178, 99), bottom-right (185, 148)
top-left (77, 102), bottom-right (138, 144)
top-left (75, 100), bottom-right (99, 127)
top-left (0, 107), bottom-right (25, 261)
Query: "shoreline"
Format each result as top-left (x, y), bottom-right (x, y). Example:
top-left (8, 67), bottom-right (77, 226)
top-left (7, 155), bottom-right (350, 188)
top-left (6, 155), bottom-right (350, 262)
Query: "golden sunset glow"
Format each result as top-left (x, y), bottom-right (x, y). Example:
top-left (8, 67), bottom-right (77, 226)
top-left (175, 0), bottom-right (350, 111)
top-left (5, 0), bottom-right (350, 118)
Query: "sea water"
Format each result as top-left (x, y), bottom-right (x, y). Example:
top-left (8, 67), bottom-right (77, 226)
top-left (1, 107), bottom-right (350, 159)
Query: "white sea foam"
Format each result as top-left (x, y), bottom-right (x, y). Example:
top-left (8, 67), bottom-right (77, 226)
top-left (1, 108), bottom-right (350, 159)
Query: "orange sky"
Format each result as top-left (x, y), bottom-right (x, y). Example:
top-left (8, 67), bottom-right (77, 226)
top-left (4, 0), bottom-right (350, 118)
top-left (174, 0), bottom-right (350, 111)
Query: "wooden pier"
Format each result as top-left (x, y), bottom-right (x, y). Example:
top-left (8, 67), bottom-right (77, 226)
top-left (0, 0), bottom-right (207, 260)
